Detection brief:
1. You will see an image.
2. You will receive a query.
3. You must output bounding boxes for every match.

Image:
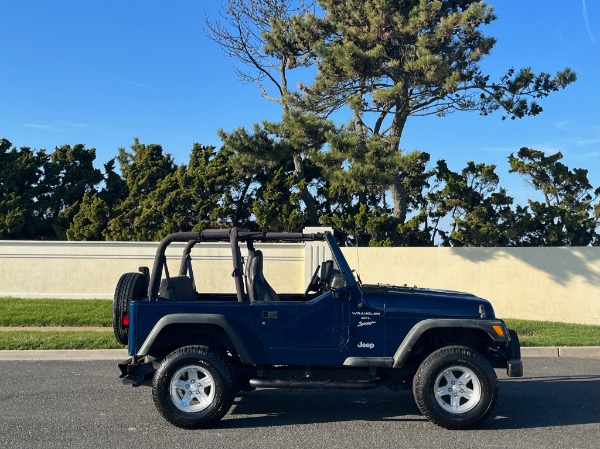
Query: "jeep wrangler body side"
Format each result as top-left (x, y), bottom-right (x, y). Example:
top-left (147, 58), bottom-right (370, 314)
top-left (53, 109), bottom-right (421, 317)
top-left (115, 228), bottom-right (522, 430)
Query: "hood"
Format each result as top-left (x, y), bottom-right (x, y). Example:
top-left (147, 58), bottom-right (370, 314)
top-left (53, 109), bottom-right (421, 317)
top-left (361, 283), bottom-right (495, 319)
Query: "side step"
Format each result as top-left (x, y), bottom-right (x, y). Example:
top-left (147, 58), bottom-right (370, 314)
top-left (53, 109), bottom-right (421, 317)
top-left (248, 378), bottom-right (379, 389)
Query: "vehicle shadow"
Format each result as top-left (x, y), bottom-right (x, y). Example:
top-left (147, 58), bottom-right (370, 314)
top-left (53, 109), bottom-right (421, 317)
top-left (486, 374), bottom-right (600, 430)
top-left (223, 388), bottom-right (426, 428)
top-left (223, 375), bottom-right (600, 429)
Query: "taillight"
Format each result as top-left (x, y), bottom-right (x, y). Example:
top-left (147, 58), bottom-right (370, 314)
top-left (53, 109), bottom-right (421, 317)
top-left (122, 315), bottom-right (130, 327)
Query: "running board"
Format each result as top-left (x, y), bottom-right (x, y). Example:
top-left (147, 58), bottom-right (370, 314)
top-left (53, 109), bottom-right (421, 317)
top-left (248, 378), bottom-right (379, 389)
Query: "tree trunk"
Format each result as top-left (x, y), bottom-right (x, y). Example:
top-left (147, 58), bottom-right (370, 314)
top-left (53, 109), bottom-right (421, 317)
top-left (293, 153), bottom-right (319, 225)
top-left (389, 106), bottom-right (409, 223)
top-left (390, 175), bottom-right (407, 223)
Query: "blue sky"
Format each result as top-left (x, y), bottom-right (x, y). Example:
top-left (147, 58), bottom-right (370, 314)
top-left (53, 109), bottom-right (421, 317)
top-left (1, 1), bottom-right (599, 203)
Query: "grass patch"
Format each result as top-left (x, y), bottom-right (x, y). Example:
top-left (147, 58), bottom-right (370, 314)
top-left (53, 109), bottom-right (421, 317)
top-left (0, 297), bottom-right (112, 327)
top-left (0, 330), bottom-right (122, 350)
top-left (504, 319), bottom-right (600, 347)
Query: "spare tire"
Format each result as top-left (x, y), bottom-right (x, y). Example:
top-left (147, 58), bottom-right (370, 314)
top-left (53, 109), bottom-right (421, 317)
top-left (113, 272), bottom-right (146, 345)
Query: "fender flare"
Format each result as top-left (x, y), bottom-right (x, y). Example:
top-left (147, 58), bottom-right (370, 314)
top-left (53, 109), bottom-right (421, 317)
top-left (136, 313), bottom-right (254, 364)
top-left (391, 318), bottom-right (509, 368)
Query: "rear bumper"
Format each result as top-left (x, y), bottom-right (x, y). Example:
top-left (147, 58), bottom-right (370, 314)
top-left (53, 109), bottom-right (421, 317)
top-left (118, 357), bottom-right (155, 386)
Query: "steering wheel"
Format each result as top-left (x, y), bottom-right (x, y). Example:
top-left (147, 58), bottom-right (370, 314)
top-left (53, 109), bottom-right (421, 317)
top-left (304, 266), bottom-right (322, 298)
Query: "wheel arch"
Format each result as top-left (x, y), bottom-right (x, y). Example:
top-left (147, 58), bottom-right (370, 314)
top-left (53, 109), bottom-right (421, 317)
top-left (392, 319), bottom-right (509, 369)
top-left (137, 314), bottom-right (254, 364)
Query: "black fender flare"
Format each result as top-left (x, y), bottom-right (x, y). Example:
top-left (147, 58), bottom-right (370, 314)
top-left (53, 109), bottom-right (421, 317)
top-left (392, 319), bottom-right (510, 368)
top-left (136, 313), bottom-right (254, 364)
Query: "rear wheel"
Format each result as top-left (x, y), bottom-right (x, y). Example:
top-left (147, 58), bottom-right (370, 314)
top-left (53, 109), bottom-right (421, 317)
top-left (152, 345), bottom-right (235, 429)
top-left (112, 272), bottom-right (145, 345)
top-left (413, 345), bottom-right (498, 429)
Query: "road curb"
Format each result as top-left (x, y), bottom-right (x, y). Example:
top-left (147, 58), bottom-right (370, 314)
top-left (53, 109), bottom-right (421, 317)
top-left (521, 346), bottom-right (600, 359)
top-left (0, 347), bottom-right (598, 361)
top-left (0, 349), bottom-right (128, 361)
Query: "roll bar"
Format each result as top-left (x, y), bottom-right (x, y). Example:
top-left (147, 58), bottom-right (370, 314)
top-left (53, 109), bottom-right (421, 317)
top-left (147, 228), bottom-right (326, 301)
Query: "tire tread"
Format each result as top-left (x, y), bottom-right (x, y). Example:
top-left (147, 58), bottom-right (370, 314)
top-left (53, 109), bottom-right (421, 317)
top-left (152, 345), bottom-right (236, 429)
top-left (413, 345), bottom-right (498, 430)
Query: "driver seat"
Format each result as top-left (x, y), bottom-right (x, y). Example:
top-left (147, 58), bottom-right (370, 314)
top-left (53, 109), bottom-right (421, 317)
top-left (246, 250), bottom-right (280, 302)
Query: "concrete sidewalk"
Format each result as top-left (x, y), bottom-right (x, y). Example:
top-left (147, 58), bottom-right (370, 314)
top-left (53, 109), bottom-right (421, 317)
top-left (0, 347), bottom-right (598, 361)
top-left (521, 346), bottom-right (600, 359)
top-left (0, 349), bottom-right (128, 360)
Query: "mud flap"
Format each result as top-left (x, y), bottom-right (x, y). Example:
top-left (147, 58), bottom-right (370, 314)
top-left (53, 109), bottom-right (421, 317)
top-left (118, 357), bottom-right (155, 386)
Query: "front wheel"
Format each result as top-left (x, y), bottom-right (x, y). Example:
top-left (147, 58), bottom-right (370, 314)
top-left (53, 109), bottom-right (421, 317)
top-left (413, 345), bottom-right (498, 430)
top-left (152, 346), bottom-right (235, 429)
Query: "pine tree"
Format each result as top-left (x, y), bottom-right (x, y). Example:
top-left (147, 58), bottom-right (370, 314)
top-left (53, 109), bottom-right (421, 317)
top-left (292, 0), bottom-right (576, 234)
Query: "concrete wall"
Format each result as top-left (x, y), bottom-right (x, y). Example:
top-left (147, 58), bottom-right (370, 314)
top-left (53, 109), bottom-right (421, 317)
top-left (1, 240), bottom-right (598, 325)
top-left (342, 246), bottom-right (600, 326)
top-left (0, 240), bottom-right (307, 299)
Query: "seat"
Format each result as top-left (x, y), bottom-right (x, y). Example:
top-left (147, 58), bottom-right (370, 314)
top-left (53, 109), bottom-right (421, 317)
top-left (158, 275), bottom-right (196, 301)
top-left (246, 250), bottom-right (280, 302)
top-left (320, 260), bottom-right (335, 290)
top-left (244, 250), bottom-right (256, 300)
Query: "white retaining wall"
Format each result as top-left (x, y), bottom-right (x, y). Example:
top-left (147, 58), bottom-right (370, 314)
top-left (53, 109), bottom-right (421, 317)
top-left (0, 240), bottom-right (598, 325)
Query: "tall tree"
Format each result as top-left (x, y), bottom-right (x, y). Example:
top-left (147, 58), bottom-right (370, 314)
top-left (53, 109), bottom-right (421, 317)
top-left (105, 138), bottom-right (177, 240)
top-left (99, 158), bottom-right (127, 209)
top-left (319, 126), bottom-right (432, 245)
top-left (206, 0), bottom-right (325, 225)
top-left (217, 121), bottom-right (314, 230)
top-left (509, 148), bottom-right (600, 246)
top-left (293, 0), bottom-right (576, 228)
top-left (146, 143), bottom-right (240, 234)
top-left (38, 144), bottom-right (103, 239)
top-left (66, 193), bottom-right (110, 241)
top-left (427, 160), bottom-right (517, 246)
top-left (0, 139), bottom-right (46, 239)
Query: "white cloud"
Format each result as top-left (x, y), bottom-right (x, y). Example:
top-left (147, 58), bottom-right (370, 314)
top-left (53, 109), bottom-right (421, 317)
top-left (23, 123), bottom-right (55, 131)
top-left (582, 0), bottom-right (597, 43)
top-left (63, 121), bottom-right (88, 128)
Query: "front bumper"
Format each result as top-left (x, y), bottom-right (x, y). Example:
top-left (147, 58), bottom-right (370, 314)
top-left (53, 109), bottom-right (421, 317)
top-left (118, 357), bottom-right (155, 386)
top-left (506, 328), bottom-right (523, 377)
top-left (507, 358), bottom-right (523, 377)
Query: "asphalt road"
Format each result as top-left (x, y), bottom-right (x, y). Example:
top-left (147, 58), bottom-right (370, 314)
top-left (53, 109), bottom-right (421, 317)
top-left (0, 357), bottom-right (598, 449)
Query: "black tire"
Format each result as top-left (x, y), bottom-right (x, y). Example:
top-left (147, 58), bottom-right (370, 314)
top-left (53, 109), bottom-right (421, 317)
top-left (152, 345), bottom-right (236, 429)
top-left (413, 345), bottom-right (498, 430)
top-left (112, 272), bottom-right (145, 345)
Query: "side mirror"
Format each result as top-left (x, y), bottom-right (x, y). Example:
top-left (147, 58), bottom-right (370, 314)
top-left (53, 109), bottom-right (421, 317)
top-left (332, 285), bottom-right (350, 300)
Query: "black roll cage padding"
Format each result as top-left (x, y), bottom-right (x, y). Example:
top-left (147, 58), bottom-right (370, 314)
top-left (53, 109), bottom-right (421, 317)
top-left (179, 240), bottom-right (199, 292)
top-left (178, 240), bottom-right (198, 276)
top-left (147, 228), bottom-right (325, 302)
top-left (148, 232), bottom-right (202, 301)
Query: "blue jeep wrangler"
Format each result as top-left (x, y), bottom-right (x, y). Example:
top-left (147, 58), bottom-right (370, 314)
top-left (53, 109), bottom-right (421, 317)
top-left (114, 228), bottom-right (522, 430)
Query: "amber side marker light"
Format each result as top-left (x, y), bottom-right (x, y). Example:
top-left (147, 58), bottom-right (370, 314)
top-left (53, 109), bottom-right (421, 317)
top-left (492, 325), bottom-right (505, 337)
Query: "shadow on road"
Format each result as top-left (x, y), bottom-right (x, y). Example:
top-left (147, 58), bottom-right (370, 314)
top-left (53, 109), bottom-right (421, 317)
top-left (487, 375), bottom-right (600, 429)
top-left (223, 374), bottom-right (600, 429)
top-left (224, 388), bottom-right (425, 428)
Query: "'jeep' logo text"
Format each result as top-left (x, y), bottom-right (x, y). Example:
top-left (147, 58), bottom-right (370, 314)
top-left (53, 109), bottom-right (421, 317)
top-left (357, 341), bottom-right (375, 349)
